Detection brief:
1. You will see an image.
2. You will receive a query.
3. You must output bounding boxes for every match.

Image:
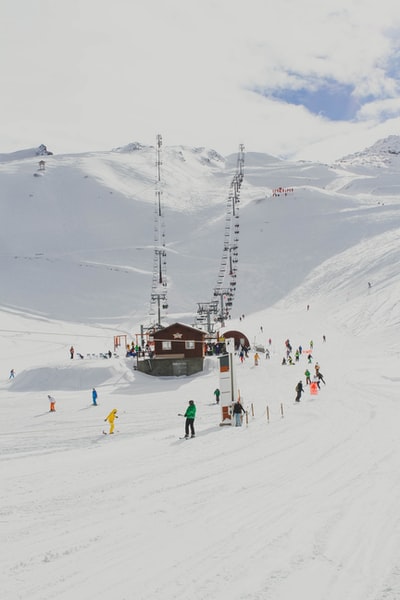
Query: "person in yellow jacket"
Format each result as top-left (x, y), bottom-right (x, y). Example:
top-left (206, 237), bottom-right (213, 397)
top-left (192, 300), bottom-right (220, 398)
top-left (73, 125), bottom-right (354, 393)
top-left (104, 408), bottom-right (118, 434)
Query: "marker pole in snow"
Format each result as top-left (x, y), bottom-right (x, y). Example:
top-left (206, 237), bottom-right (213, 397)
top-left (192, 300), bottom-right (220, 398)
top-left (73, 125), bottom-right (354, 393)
top-left (266, 405), bottom-right (270, 423)
top-left (280, 403), bottom-right (284, 418)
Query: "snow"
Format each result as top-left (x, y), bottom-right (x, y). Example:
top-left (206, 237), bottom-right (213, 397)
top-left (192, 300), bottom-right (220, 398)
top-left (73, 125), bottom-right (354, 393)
top-left (2, 137), bottom-right (400, 599)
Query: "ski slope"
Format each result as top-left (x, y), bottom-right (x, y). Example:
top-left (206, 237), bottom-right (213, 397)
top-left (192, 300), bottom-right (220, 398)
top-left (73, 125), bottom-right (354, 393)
top-left (2, 138), bottom-right (400, 599)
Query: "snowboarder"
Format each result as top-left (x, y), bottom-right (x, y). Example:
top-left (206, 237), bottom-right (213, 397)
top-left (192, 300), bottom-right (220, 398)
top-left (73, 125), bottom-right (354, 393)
top-left (183, 400), bottom-right (196, 438)
top-left (104, 408), bottom-right (118, 434)
top-left (48, 395), bottom-right (56, 412)
top-left (214, 388), bottom-right (221, 404)
top-left (312, 373), bottom-right (320, 389)
top-left (92, 388), bottom-right (98, 406)
top-left (232, 399), bottom-right (246, 426)
top-left (70, 346), bottom-right (74, 359)
top-left (295, 381), bottom-right (304, 402)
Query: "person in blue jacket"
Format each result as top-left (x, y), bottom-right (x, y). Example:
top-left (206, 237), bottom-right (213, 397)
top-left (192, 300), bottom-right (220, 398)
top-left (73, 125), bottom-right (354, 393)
top-left (92, 388), bottom-right (98, 406)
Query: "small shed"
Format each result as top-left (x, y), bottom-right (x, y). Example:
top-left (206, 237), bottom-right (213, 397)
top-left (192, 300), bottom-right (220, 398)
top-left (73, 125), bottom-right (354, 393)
top-left (220, 329), bottom-right (249, 350)
top-left (137, 322), bottom-right (206, 376)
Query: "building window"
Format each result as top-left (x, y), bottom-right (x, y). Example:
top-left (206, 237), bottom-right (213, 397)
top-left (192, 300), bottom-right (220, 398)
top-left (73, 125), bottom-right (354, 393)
top-left (162, 341), bottom-right (172, 350)
top-left (185, 340), bottom-right (195, 349)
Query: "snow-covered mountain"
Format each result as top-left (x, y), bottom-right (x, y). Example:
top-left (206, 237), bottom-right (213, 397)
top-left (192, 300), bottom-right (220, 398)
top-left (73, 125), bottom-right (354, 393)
top-left (334, 134), bottom-right (400, 169)
top-left (3, 135), bottom-right (400, 600)
top-left (1, 135), bottom-right (400, 332)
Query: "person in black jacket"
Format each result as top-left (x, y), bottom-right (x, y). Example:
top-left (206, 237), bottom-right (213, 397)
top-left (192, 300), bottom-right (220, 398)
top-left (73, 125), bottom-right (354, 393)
top-left (295, 380), bottom-right (304, 402)
top-left (232, 399), bottom-right (245, 426)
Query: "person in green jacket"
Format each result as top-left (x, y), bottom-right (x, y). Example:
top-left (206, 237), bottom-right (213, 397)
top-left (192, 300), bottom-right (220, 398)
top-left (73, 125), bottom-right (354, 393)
top-left (184, 400), bottom-right (196, 438)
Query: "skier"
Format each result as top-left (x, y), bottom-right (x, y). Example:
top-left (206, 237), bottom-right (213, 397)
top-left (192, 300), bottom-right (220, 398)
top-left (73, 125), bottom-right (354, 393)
top-left (92, 388), bottom-right (98, 406)
top-left (70, 346), bottom-right (74, 359)
top-left (304, 369), bottom-right (311, 385)
top-left (9, 368), bottom-right (15, 379)
top-left (48, 395), bottom-right (56, 412)
top-left (312, 373), bottom-right (320, 389)
top-left (214, 388), bottom-right (221, 404)
top-left (183, 400), bottom-right (196, 438)
top-left (232, 399), bottom-right (246, 426)
top-left (104, 408), bottom-right (118, 434)
top-left (254, 352), bottom-right (260, 366)
top-left (295, 381), bottom-right (304, 402)
top-left (317, 371), bottom-right (326, 385)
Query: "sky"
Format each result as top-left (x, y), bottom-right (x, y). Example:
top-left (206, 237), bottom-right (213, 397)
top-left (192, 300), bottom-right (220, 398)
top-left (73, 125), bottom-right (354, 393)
top-left (2, 139), bottom-right (400, 598)
top-left (1, 0), bottom-right (400, 162)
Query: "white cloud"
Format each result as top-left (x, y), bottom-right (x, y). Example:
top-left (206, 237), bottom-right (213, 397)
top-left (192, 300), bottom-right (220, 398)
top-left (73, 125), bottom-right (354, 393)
top-left (1, 0), bottom-right (400, 161)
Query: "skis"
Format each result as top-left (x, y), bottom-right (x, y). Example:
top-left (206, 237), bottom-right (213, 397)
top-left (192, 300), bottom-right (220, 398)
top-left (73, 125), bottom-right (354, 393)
top-left (179, 436), bottom-right (195, 440)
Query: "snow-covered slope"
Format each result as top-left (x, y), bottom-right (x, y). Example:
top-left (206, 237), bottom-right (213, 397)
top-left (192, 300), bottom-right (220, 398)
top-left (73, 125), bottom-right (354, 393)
top-left (2, 137), bottom-right (400, 332)
top-left (3, 136), bottom-right (400, 600)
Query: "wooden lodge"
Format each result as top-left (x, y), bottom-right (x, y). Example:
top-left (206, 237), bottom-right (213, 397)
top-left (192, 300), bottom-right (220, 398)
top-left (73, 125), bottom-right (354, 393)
top-left (136, 322), bottom-right (206, 377)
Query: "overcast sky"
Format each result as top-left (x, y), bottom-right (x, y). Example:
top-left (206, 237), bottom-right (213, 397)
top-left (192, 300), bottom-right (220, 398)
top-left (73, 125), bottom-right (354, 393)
top-left (1, 0), bottom-right (400, 162)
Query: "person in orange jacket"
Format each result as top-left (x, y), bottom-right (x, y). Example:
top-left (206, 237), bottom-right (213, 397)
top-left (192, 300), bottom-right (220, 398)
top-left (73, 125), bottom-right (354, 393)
top-left (104, 409), bottom-right (118, 434)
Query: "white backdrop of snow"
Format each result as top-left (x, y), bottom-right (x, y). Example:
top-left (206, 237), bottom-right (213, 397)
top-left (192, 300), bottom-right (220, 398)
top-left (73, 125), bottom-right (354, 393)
top-left (2, 137), bottom-right (400, 599)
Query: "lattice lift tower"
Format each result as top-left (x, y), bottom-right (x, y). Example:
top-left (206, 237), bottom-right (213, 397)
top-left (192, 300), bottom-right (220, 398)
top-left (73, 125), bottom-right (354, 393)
top-left (197, 144), bottom-right (245, 332)
top-left (149, 134), bottom-right (168, 328)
